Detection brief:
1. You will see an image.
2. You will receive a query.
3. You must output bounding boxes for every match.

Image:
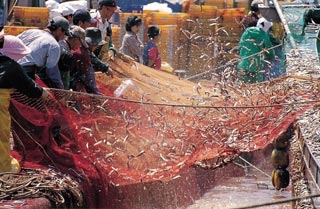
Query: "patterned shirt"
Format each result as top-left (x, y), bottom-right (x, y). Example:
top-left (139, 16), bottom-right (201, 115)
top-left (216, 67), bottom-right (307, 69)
top-left (143, 41), bottom-right (161, 70)
top-left (120, 31), bottom-right (143, 63)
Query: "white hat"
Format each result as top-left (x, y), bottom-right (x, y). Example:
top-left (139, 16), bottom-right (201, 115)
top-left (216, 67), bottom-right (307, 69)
top-left (257, 17), bottom-right (273, 32)
top-left (251, 0), bottom-right (263, 6)
top-left (61, 5), bottom-right (74, 16)
top-left (0, 35), bottom-right (31, 61)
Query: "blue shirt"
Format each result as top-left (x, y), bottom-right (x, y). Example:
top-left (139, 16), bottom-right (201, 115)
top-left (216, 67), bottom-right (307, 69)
top-left (18, 29), bottom-right (60, 69)
top-left (17, 29), bottom-right (63, 89)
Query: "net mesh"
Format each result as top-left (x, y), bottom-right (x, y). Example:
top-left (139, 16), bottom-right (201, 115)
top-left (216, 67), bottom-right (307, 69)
top-left (9, 57), bottom-right (320, 207)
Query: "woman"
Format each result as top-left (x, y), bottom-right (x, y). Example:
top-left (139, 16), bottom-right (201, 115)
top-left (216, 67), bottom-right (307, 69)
top-left (119, 15), bottom-right (144, 63)
top-left (143, 26), bottom-right (161, 70)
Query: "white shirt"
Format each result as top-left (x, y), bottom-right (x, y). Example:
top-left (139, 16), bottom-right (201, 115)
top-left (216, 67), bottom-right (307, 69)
top-left (95, 10), bottom-right (111, 41)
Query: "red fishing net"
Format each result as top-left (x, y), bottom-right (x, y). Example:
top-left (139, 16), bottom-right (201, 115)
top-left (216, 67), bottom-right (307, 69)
top-left (8, 58), bottom-right (320, 208)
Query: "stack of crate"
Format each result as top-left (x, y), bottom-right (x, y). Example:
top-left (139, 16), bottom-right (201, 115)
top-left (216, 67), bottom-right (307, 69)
top-left (205, 0), bottom-right (235, 8)
top-left (12, 6), bottom-right (49, 27)
top-left (175, 4), bottom-right (219, 77)
top-left (146, 12), bottom-right (190, 69)
top-left (5, 6), bottom-right (49, 36)
top-left (216, 8), bottom-right (245, 61)
top-left (111, 26), bottom-right (121, 50)
top-left (177, 1), bottom-right (247, 77)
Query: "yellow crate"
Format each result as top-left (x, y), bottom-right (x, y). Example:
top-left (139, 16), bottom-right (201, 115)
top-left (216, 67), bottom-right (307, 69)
top-left (157, 25), bottom-right (178, 68)
top-left (188, 5), bottom-right (218, 18)
top-left (205, 0), bottom-right (234, 8)
top-left (111, 26), bottom-right (121, 49)
top-left (119, 13), bottom-right (145, 25)
top-left (13, 6), bottom-right (49, 27)
top-left (217, 8), bottom-right (246, 17)
top-left (4, 26), bottom-right (39, 36)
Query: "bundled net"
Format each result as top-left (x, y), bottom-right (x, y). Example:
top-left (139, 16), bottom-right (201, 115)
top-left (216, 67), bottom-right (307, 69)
top-left (8, 56), bottom-right (320, 208)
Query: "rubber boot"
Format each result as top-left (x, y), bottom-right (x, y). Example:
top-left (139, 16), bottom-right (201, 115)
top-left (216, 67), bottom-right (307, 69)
top-left (0, 89), bottom-right (20, 173)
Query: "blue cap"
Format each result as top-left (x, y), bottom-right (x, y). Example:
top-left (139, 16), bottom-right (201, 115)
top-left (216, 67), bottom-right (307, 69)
top-left (73, 9), bottom-right (96, 25)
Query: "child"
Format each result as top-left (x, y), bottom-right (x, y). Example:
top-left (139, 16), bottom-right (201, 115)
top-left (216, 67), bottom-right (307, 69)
top-left (143, 26), bottom-right (161, 70)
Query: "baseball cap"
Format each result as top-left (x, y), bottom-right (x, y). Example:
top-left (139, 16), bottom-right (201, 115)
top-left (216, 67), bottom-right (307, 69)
top-left (0, 35), bottom-right (31, 61)
top-left (48, 16), bottom-right (71, 36)
top-left (73, 9), bottom-right (96, 25)
top-left (61, 5), bottom-right (74, 17)
top-left (70, 25), bottom-right (88, 48)
top-left (85, 27), bottom-right (106, 46)
top-left (98, 0), bottom-right (117, 8)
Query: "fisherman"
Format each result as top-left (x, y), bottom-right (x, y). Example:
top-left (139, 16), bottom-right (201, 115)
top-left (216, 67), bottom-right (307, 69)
top-left (71, 27), bottom-right (113, 93)
top-left (86, 27), bottom-right (113, 77)
top-left (71, 9), bottom-right (100, 94)
top-left (17, 16), bottom-right (71, 89)
top-left (143, 26), bottom-right (162, 70)
top-left (237, 17), bottom-right (275, 83)
top-left (93, 0), bottom-right (118, 61)
top-left (61, 5), bottom-right (74, 25)
top-left (119, 15), bottom-right (144, 63)
top-left (0, 34), bottom-right (51, 173)
top-left (71, 10), bottom-right (113, 94)
top-left (240, 0), bottom-right (263, 30)
top-left (73, 8), bottom-right (96, 29)
top-left (58, 25), bottom-right (87, 90)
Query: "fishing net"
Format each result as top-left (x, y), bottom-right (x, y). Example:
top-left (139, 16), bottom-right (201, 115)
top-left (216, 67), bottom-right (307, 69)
top-left (8, 56), bottom-right (320, 208)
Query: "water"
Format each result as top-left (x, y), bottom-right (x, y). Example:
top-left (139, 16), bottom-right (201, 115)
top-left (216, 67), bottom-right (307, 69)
top-left (186, 167), bottom-right (292, 209)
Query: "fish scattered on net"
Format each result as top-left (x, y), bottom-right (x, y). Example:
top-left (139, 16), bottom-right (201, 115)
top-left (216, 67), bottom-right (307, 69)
top-left (7, 54), bottom-right (320, 207)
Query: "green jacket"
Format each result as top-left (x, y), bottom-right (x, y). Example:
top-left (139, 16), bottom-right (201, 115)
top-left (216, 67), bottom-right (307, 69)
top-left (237, 27), bottom-right (275, 83)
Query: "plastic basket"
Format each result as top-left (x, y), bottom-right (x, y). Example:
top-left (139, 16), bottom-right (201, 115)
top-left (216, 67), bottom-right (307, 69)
top-left (188, 5), bottom-right (218, 18)
top-left (205, 0), bottom-right (235, 8)
top-left (217, 8), bottom-right (246, 17)
top-left (13, 6), bottom-right (49, 27)
top-left (4, 26), bottom-right (39, 36)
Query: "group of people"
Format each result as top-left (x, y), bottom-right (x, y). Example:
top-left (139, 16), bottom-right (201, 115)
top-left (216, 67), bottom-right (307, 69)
top-left (0, 0), bottom-right (128, 173)
top-left (0, 0), bottom-right (165, 173)
top-left (237, 0), bottom-right (285, 83)
top-left (119, 15), bottom-right (162, 70)
top-left (17, 0), bottom-right (119, 94)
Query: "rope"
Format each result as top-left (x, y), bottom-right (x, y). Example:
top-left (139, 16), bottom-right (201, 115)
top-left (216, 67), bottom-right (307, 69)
top-left (0, 168), bottom-right (83, 207)
top-left (237, 156), bottom-right (271, 178)
top-left (47, 85), bottom-right (320, 109)
top-left (227, 193), bottom-right (320, 209)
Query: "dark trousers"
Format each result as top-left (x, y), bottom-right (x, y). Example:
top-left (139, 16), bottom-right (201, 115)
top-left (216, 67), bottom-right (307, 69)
top-left (21, 65), bottom-right (38, 80)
